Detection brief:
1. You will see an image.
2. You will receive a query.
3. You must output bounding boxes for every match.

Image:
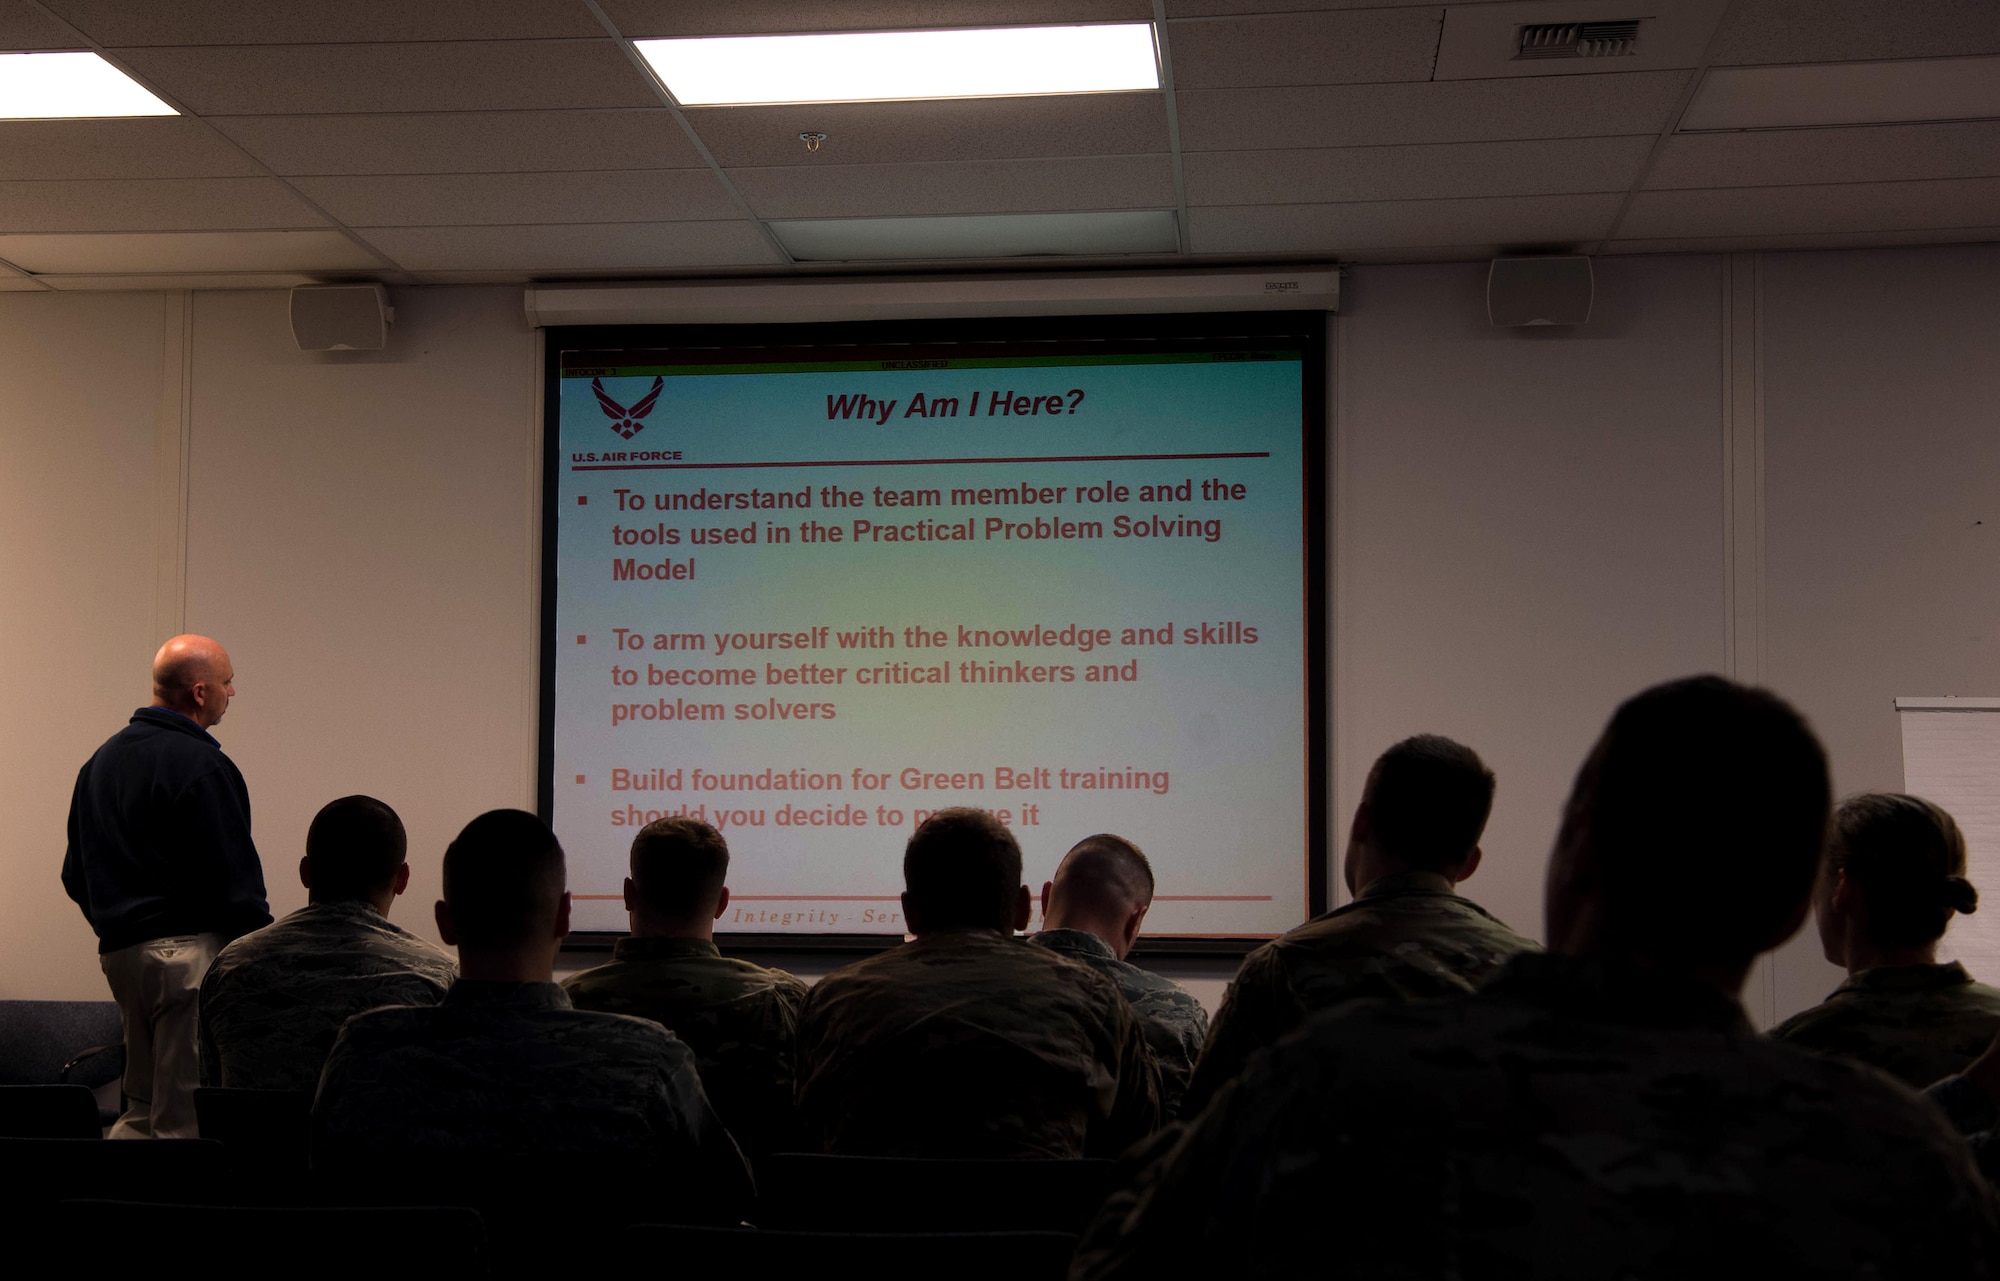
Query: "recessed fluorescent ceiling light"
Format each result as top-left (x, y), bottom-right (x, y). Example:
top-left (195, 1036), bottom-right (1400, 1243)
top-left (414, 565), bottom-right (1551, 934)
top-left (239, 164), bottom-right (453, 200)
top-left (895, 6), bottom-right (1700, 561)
top-left (1681, 55), bottom-right (2000, 131)
top-left (769, 211), bottom-right (1179, 262)
top-left (0, 51), bottom-right (176, 118)
top-left (637, 24), bottom-right (1159, 106)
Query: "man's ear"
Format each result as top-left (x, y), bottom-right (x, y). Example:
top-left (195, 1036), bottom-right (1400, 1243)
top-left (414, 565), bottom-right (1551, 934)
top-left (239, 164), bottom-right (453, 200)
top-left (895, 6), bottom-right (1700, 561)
top-left (622, 877), bottom-right (636, 914)
top-left (298, 855), bottom-right (312, 891)
top-left (900, 891), bottom-right (921, 935)
top-left (1120, 902), bottom-right (1148, 956)
top-left (1039, 880), bottom-right (1053, 921)
top-left (1455, 845), bottom-right (1484, 885)
top-left (554, 891), bottom-right (573, 940)
top-left (1829, 867), bottom-right (1856, 914)
top-left (435, 900), bottom-right (458, 946)
top-left (1349, 799), bottom-right (1373, 844)
top-left (1012, 884), bottom-right (1033, 933)
top-left (392, 863), bottom-right (411, 897)
top-left (714, 886), bottom-right (731, 919)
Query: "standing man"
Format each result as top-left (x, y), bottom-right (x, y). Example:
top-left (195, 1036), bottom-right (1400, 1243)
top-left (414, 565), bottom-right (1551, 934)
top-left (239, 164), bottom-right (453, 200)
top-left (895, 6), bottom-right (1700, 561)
top-left (63, 634), bottom-right (271, 1137)
top-left (1034, 834), bottom-right (1209, 1119)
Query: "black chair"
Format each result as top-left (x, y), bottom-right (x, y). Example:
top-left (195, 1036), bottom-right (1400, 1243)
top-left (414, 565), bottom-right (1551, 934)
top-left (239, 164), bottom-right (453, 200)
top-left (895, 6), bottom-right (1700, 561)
top-left (756, 1153), bottom-right (1116, 1233)
top-left (0, 1000), bottom-right (125, 1127)
top-left (59, 1200), bottom-right (490, 1281)
top-left (0, 1138), bottom-right (230, 1237)
top-left (0, 1084), bottom-right (101, 1139)
top-left (195, 1087), bottom-right (312, 1164)
top-left (622, 1224), bottom-right (1078, 1280)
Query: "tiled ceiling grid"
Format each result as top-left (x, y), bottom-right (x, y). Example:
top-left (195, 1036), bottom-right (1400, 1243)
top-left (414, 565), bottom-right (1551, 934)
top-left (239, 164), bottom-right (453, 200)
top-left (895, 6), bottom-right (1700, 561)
top-left (0, 0), bottom-right (1995, 290)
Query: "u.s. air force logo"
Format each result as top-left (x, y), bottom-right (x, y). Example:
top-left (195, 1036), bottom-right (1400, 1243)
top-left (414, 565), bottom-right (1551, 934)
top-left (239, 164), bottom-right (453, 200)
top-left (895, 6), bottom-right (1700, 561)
top-left (592, 376), bottom-right (664, 440)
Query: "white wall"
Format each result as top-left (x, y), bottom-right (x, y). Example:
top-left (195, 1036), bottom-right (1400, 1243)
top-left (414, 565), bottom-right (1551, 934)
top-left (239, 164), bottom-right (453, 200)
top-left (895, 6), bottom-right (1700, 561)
top-left (3, 246), bottom-right (1996, 1023)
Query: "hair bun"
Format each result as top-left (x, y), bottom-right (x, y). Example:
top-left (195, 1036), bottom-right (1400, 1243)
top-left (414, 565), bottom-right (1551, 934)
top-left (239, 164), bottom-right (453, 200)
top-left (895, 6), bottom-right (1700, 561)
top-left (1944, 876), bottom-right (1980, 915)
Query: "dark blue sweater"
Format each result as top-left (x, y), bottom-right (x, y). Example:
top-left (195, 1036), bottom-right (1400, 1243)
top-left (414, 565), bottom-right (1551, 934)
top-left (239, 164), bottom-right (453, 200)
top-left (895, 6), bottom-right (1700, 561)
top-left (63, 708), bottom-right (272, 953)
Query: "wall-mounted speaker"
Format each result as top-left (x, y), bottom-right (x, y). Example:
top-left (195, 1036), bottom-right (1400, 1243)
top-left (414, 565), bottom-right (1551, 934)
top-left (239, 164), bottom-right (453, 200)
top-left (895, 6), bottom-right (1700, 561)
top-left (290, 284), bottom-right (392, 351)
top-left (1487, 256), bottom-right (1593, 327)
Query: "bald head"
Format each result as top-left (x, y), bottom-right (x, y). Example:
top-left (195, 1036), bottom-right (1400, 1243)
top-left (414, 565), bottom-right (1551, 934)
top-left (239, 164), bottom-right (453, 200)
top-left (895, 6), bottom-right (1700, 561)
top-left (1043, 834), bottom-right (1156, 959)
top-left (151, 634), bottom-right (235, 729)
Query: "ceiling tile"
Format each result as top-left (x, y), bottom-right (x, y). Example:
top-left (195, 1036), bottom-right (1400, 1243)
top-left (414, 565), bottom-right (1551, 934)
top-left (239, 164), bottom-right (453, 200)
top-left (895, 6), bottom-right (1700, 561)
top-left (1712, 0), bottom-right (2000, 66)
top-left (1188, 193), bottom-right (1623, 253)
top-left (214, 111), bottom-right (705, 176)
top-left (1187, 136), bottom-right (1652, 205)
top-left (354, 221), bottom-right (783, 271)
top-left (0, 228), bottom-right (380, 273)
top-left (687, 95), bottom-right (1170, 167)
top-left (1179, 72), bottom-right (1691, 150)
top-left (112, 41), bottom-right (660, 115)
top-left (39, 1), bottom-right (600, 45)
top-left (0, 1), bottom-right (86, 48)
top-left (729, 155), bottom-right (1174, 220)
top-left (1618, 177), bottom-right (2000, 240)
top-left (1648, 121), bottom-right (2000, 190)
top-left (0, 119), bottom-right (262, 179)
top-left (598, 0), bottom-right (1150, 37)
top-left (768, 210), bottom-right (1179, 261)
top-left (1167, 9), bottom-right (1442, 89)
top-left (1607, 226), bottom-right (2000, 256)
top-left (0, 177), bottom-right (328, 233)
top-left (0, 277), bottom-right (51, 290)
top-left (293, 170), bottom-right (739, 227)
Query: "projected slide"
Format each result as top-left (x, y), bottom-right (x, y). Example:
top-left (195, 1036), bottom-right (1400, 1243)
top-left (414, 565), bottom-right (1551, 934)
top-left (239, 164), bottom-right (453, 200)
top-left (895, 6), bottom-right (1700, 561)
top-left (544, 317), bottom-right (1321, 940)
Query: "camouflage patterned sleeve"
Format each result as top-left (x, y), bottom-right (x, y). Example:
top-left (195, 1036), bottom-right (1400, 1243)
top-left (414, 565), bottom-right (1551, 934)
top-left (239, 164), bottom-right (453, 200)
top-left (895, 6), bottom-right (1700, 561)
top-left (1095, 998), bottom-right (1165, 1157)
top-left (1071, 1076), bottom-right (1246, 1279)
top-left (1181, 945), bottom-right (1299, 1115)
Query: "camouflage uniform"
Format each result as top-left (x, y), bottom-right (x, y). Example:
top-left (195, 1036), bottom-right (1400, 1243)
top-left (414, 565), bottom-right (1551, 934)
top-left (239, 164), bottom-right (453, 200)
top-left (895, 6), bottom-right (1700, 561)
top-left (1772, 961), bottom-right (2000, 1089)
top-left (315, 979), bottom-right (751, 1212)
top-left (1032, 928), bottom-right (1209, 1119)
top-left (796, 929), bottom-right (1161, 1158)
top-left (1184, 869), bottom-right (1537, 1112)
top-left (563, 936), bottom-right (808, 1157)
top-left (198, 899), bottom-right (456, 1091)
top-left (1075, 953), bottom-right (2000, 1281)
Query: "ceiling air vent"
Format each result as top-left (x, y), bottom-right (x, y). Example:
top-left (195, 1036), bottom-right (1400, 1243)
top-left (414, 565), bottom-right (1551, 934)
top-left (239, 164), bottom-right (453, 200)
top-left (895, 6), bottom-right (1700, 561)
top-left (1515, 20), bottom-right (1641, 59)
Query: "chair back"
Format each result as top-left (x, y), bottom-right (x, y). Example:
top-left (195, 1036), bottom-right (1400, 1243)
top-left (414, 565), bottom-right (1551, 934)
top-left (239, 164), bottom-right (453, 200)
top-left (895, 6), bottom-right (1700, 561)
top-left (623, 1224), bottom-right (1078, 1279)
top-left (195, 1087), bottom-right (313, 1164)
top-left (0, 1000), bottom-right (124, 1086)
top-left (757, 1153), bottom-right (1115, 1232)
top-left (59, 1200), bottom-right (489, 1281)
top-left (0, 1084), bottom-right (101, 1139)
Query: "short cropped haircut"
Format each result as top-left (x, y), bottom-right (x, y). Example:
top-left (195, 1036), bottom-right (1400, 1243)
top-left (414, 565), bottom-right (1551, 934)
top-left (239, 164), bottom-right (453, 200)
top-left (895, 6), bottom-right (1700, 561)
top-left (1366, 735), bottom-right (1496, 873)
top-left (1564, 676), bottom-right (1830, 963)
top-left (305, 795), bottom-right (407, 901)
top-left (1051, 834), bottom-right (1155, 919)
top-left (903, 808), bottom-right (1023, 932)
top-left (441, 809), bottom-right (565, 949)
top-left (629, 816), bottom-right (730, 918)
top-left (1829, 793), bottom-right (1975, 949)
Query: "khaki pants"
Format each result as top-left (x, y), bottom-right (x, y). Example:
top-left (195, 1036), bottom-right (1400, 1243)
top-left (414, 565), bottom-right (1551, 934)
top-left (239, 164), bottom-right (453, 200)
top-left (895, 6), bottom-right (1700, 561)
top-left (99, 933), bottom-right (224, 1139)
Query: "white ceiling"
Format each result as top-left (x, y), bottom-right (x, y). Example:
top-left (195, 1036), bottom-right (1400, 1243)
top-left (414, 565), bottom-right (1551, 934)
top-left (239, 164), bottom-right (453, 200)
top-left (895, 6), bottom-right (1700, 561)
top-left (0, 0), bottom-right (1994, 289)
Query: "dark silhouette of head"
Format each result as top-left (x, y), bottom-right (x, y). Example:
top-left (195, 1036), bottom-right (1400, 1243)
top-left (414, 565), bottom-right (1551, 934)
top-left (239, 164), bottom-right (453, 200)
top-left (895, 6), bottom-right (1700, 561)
top-left (438, 810), bottom-right (568, 963)
top-left (1043, 834), bottom-right (1155, 959)
top-left (1817, 793), bottom-right (1975, 963)
top-left (902, 808), bottom-right (1028, 936)
top-left (626, 816), bottom-right (731, 936)
top-left (302, 795), bottom-right (408, 910)
top-left (1545, 676), bottom-right (1830, 984)
top-left (1346, 734), bottom-right (1496, 894)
